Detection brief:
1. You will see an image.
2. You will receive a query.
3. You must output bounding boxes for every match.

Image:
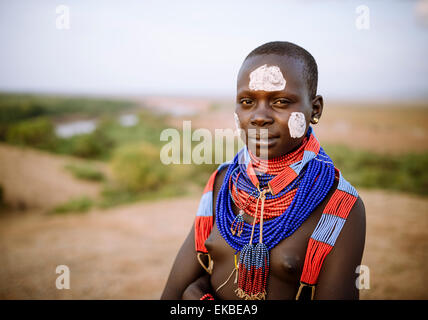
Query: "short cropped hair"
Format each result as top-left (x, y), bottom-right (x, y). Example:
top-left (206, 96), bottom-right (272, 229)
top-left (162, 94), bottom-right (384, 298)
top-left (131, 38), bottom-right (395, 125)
top-left (245, 41), bottom-right (318, 98)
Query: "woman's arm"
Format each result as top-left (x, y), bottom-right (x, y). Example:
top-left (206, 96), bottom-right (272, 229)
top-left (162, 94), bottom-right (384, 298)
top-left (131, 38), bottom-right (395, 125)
top-left (161, 167), bottom-right (227, 299)
top-left (314, 196), bottom-right (366, 299)
top-left (181, 274), bottom-right (213, 300)
top-left (160, 223), bottom-right (208, 299)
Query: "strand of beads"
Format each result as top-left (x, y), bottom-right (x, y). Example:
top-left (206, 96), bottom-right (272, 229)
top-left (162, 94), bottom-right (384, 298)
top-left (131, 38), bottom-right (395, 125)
top-left (230, 166), bottom-right (304, 221)
top-left (215, 147), bottom-right (335, 252)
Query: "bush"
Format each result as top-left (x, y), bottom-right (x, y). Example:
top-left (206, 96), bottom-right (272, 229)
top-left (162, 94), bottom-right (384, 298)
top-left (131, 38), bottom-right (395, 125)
top-left (0, 99), bottom-right (44, 124)
top-left (0, 93), bottom-right (136, 124)
top-left (57, 127), bottom-right (114, 159)
top-left (64, 163), bottom-right (105, 182)
top-left (110, 142), bottom-right (171, 192)
top-left (51, 196), bottom-right (93, 214)
top-left (5, 117), bottom-right (57, 149)
top-left (324, 145), bottom-right (428, 196)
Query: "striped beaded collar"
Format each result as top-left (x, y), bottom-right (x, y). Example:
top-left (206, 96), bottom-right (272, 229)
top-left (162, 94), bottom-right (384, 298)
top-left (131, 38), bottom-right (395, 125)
top-left (238, 126), bottom-right (321, 196)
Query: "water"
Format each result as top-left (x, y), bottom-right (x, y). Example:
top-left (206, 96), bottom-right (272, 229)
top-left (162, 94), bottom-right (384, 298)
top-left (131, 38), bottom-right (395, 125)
top-left (55, 120), bottom-right (97, 138)
top-left (55, 114), bottom-right (139, 138)
top-left (119, 114), bottom-right (139, 127)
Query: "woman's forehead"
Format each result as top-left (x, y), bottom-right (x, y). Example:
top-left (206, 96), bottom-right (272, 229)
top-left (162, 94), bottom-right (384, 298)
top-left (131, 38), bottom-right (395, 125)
top-left (237, 54), bottom-right (306, 89)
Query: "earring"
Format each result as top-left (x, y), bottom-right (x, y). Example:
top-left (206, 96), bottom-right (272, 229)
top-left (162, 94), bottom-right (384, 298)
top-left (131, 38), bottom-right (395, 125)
top-left (312, 117), bottom-right (319, 124)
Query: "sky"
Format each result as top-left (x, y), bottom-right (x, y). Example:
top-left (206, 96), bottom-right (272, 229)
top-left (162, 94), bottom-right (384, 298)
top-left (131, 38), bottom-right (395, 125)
top-left (0, 0), bottom-right (427, 100)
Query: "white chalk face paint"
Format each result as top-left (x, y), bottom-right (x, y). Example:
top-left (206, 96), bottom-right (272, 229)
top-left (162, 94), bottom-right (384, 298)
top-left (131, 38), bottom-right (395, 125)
top-left (288, 112), bottom-right (306, 138)
top-left (249, 64), bottom-right (286, 92)
top-left (234, 112), bottom-right (241, 131)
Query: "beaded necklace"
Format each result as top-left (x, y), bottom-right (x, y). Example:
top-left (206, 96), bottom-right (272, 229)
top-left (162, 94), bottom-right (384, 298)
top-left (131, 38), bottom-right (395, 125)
top-left (229, 144), bottom-right (307, 224)
top-left (193, 126), bottom-right (359, 300)
top-left (214, 127), bottom-right (335, 299)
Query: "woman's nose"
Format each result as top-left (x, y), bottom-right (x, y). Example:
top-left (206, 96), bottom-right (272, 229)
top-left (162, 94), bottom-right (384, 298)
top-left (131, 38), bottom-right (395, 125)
top-left (250, 102), bottom-right (273, 127)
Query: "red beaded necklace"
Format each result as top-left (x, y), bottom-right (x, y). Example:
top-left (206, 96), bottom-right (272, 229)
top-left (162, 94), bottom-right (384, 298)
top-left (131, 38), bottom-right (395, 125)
top-left (230, 136), bottom-right (309, 223)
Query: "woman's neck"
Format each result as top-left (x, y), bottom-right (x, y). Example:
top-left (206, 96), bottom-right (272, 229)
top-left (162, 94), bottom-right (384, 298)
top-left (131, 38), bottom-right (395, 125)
top-left (248, 136), bottom-right (309, 175)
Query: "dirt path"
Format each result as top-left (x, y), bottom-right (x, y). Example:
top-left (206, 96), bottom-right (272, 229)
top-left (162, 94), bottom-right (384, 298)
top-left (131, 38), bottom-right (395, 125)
top-left (359, 190), bottom-right (428, 299)
top-left (0, 198), bottom-right (196, 299)
top-left (0, 143), bottom-right (103, 210)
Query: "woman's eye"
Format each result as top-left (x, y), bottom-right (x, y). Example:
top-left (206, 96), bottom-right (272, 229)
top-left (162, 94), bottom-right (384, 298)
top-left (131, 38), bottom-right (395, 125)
top-left (273, 99), bottom-right (290, 106)
top-left (240, 99), bottom-right (253, 106)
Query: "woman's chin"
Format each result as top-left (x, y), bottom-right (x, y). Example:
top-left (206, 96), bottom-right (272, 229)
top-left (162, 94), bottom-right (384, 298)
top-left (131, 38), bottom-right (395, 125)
top-left (246, 144), bottom-right (282, 160)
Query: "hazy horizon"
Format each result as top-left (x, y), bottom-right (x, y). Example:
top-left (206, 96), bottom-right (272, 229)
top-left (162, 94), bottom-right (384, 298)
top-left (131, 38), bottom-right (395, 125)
top-left (1, 0), bottom-right (427, 100)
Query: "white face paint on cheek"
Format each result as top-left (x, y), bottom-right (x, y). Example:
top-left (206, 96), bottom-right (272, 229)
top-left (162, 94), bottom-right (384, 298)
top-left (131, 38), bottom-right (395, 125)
top-left (288, 112), bottom-right (306, 138)
top-left (249, 64), bottom-right (286, 91)
top-left (234, 112), bottom-right (241, 131)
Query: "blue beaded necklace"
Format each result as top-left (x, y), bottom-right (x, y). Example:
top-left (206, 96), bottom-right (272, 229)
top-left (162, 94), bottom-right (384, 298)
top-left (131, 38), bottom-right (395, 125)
top-left (215, 127), bottom-right (336, 299)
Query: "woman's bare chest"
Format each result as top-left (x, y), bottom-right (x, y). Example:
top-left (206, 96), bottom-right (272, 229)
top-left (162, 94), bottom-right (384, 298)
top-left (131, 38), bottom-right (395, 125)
top-left (205, 208), bottom-right (323, 300)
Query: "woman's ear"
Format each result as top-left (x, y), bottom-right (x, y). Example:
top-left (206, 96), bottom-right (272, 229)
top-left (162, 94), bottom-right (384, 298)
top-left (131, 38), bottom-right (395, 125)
top-left (310, 95), bottom-right (323, 124)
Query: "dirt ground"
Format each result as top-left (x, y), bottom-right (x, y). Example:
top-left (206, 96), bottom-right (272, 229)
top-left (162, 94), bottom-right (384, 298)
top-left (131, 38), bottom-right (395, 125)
top-left (0, 143), bottom-right (102, 209)
top-left (0, 139), bottom-right (427, 300)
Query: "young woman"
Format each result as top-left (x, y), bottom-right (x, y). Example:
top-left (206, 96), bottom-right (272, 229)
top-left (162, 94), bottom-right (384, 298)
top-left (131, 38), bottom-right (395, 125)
top-left (161, 41), bottom-right (366, 300)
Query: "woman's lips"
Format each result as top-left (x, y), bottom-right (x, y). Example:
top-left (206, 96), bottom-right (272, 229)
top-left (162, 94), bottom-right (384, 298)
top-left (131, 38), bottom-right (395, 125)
top-left (248, 136), bottom-right (279, 147)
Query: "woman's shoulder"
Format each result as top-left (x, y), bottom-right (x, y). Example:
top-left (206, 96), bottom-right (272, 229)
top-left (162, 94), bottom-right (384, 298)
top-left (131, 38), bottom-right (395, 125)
top-left (213, 164), bottom-right (229, 193)
top-left (317, 171), bottom-right (366, 250)
top-left (211, 162), bottom-right (232, 218)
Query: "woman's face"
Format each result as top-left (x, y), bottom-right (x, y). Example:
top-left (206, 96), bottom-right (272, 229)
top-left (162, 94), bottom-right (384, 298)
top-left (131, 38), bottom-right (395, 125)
top-left (235, 54), bottom-right (322, 159)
